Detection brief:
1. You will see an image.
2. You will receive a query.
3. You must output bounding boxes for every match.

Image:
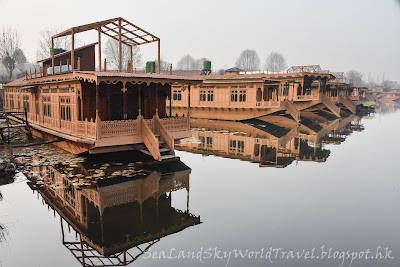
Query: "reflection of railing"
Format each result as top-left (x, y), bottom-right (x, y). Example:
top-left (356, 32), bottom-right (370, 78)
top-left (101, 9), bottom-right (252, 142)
top-left (255, 100), bottom-right (281, 108)
top-left (100, 119), bottom-right (138, 138)
top-left (294, 94), bottom-right (321, 101)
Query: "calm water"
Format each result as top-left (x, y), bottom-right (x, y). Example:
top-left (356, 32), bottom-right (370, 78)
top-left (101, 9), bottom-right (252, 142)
top-left (1, 107), bottom-right (400, 267)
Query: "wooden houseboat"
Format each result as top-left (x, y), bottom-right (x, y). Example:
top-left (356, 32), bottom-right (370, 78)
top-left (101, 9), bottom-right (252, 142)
top-left (2, 18), bottom-right (201, 160)
top-left (169, 65), bottom-right (355, 122)
top-left (25, 157), bottom-right (200, 265)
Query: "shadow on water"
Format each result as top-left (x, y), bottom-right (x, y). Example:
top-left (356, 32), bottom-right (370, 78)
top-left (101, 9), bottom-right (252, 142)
top-left (17, 149), bottom-right (201, 266)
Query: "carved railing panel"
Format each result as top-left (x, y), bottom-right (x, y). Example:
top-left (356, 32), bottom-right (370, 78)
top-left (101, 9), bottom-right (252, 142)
top-left (100, 119), bottom-right (138, 138)
top-left (76, 119), bottom-right (96, 138)
top-left (158, 117), bottom-right (188, 132)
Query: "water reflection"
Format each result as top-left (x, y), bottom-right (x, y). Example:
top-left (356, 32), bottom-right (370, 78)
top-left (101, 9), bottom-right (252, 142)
top-left (21, 153), bottom-right (200, 266)
top-left (176, 113), bottom-right (364, 168)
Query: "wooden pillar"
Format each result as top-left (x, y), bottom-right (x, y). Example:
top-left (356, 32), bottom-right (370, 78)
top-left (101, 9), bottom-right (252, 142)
top-left (138, 84), bottom-right (141, 116)
top-left (98, 27), bottom-right (102, 71)
top-left (71, 29), bottom-right (75, 72)
top-left (96, 84), bottom-right (99, 119)
top-left (122, 83), bottom-right (127, 119)
top-left (169, 95), bottom-right (172, 117)
top-left (157, 40), bottom-right (161, 74)
top-left (318, 79), bottom-right (321, 93)
top-left (118, 18), bottom-right (122, 72)
top-left (155, 83), bottom-right (158, 117)
top-left (187, 84), bottom-right (191, 121)
top-left (130, 46), bottom-right (133, 68)
top-left (51, 38), bottom-right (55, 75)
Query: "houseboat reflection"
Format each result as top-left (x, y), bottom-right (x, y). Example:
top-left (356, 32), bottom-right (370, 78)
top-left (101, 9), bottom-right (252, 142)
top-left (176, 113), bottom-right (363, 168)
top-left (23, 154), bottom-right (200, 266)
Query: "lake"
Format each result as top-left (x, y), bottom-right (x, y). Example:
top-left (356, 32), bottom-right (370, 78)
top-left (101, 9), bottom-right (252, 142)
top-left (1, 106), bottom-right (400, 267)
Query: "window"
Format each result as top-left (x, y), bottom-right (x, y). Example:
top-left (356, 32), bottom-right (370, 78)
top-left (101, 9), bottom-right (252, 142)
top-left (283, 84), bottom-right (289, 96)
top-left (43, 96), bottom-right (51, 117)
top-left (207, 90), bottom-right (214, 101)
top-left (230, 139), bottom-right (244, 153)
top-left (9, 94), bottom-right (14, 109)
top-left (239, 90), bottom-right (246, 102)
top-left (200, 90), bottom-right (206, 101)
top-left (231, 90), bottom-right (238, 102)
top-left (173, 90), bottom-right (182, 101)
top-left (229, 139), bottom-right (236, 151)
top-left (60, 97), bottom-right (71, 121)
top-left (206, 136), bottom-right (213, 147)
top-left (22, 95), bottom-right (30, 112)
top-left (238, 140), bottom-right (244, 152)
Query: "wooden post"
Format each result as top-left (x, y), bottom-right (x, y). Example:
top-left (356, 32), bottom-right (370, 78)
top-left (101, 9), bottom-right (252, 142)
top-left (118, 18), bottom-right (122, 72)
top-left (157, 40), bottom-right (161, 74)
top-left (104, 59), bottom-right (107, 72)
top-left (59, 61), bottom-right (62, 73)
top-left (130, 46), bottom-right (133, 68)
top-left (51, 37), bottom-right (55, 75)
top-left (169, 94), bottom-right (172, 117)
top-left (169, 64), bottom-right (172, 75)
top-left (71, 29), bottom-right (75, 72)
top-left (96, 84), bottom-right (99, 119)
top-left (138, 84), bottom-right (141, 115)
top-left (98, 27), bottom-right (102, 72)
top-left (155, 83), bottom-right (158, 117)
top-left (187, 84), bottom-right (191, 129)
top-left (66, 59), bottom-right (69, 72)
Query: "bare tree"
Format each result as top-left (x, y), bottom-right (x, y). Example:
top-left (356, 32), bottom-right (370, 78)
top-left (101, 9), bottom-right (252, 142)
top-left (176, 54), bottom-right (196, 70)
top-left (0, 27), bottom-right (27, 80)
top-left (155, 58), bottom-right (171, 71)
top-left (346, 70), bottom-right (364, 86)
top-left (265, 52), bottom-right (287, 73)
top-left (36, 27), bottom-right (72, 60)
top-left (235, 49), bottom-right (260, 72)
top-left (194, 58), bottom-right (209, 70)
top-left (104, 39), bottom-right (142, 70)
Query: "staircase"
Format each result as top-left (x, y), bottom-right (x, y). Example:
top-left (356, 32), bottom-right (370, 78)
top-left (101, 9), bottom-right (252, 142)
top-left (284, 100), bottom-right (300, 122)
top-left (138, 115), bottom-right (176, 161)
top-left (339, 96), bottom-right (356, 113)
top-left (321, 95), bottom-right (341, 117)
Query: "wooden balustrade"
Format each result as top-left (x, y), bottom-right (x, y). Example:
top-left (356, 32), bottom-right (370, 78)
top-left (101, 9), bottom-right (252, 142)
top-left (76, 119), bottom-right (96, 138)
top-left (255, 100), bottom-right (281, 108)
top-left (139, 116), bottom-right (160, 161)
top-left (154, 116), bottom-right (174, 152)
top-left (100, 119), bottom-right (138, 138)
top-left (158, 117), bottom-right (188, 132)
top-left (294, 94), bottom-right (321, 101)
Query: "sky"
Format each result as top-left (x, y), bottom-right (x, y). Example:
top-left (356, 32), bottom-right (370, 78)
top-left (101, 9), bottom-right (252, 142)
top-left (0, 0), bottom-right (399, 82)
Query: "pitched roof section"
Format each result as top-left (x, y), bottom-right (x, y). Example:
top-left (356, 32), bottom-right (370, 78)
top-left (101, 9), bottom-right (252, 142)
top-left (52, 17), bottom-right (159, 47)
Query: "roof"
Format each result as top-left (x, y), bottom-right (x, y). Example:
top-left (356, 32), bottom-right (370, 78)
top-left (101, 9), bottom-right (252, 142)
top-left (226, 67), bottom-right (244, 72)
top-left (52, 17), bottom-right (159, 47)
top-left (3, 77), bottom-right (27, 87)
top-left (74, 71), bottom-right (203, 82)
top-left (37, 43), bottom-right (97, 63)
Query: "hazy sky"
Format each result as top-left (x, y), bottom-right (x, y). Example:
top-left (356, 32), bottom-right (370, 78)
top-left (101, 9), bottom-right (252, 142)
top-left (1, 0), bottom-right (399, 82)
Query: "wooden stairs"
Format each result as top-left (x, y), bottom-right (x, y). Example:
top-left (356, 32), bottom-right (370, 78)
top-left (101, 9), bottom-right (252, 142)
top-left (284, 100), bottom-right (300, 122)
top-left (339, 96), bottom-right (357, 113)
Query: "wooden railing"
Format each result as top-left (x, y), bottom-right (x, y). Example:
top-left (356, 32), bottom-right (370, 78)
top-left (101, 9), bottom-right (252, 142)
top-left (284, 100), bottom-right (300, 122)
top-left (158, 116), bottom-right (189, 132)
top-left (154, 115), bottom-right (174, 152)
top-left (76, 119), bottom-right (97, 138)
top-left (339, 96), bottom-right (356, 113)
top-left (139, 115), bottom-right (160, 161)
top-left (100, 119), bottom-right (138, 138)
top-left (321, 94), bottom-right (341, 117)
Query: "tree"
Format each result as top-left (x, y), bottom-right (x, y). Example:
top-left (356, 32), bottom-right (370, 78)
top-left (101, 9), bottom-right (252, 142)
top-left (265, 52), bottom-right (287, 73)
top-left (0, 27), bottom-right (27, 80)
top-left (194, 58), bottom-right (209, 71)
top-left (235, 49), bottom-right (260, 72)
top-left (346, 70), bottom-right (364, 86)
top-left (36, 27), bottom-right (72, 60)
top-left (176, 54), bottom-right (196, 70)
top-left (155, 58), bottom-right (171, 71)
top-left (104, 39), bottom-right (142, 70)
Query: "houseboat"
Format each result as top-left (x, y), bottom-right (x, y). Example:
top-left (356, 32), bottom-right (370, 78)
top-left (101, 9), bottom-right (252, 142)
top-left (2, 18), bottom-right (201, 160)
top-left (169, 65), bottom-right (356, 122)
